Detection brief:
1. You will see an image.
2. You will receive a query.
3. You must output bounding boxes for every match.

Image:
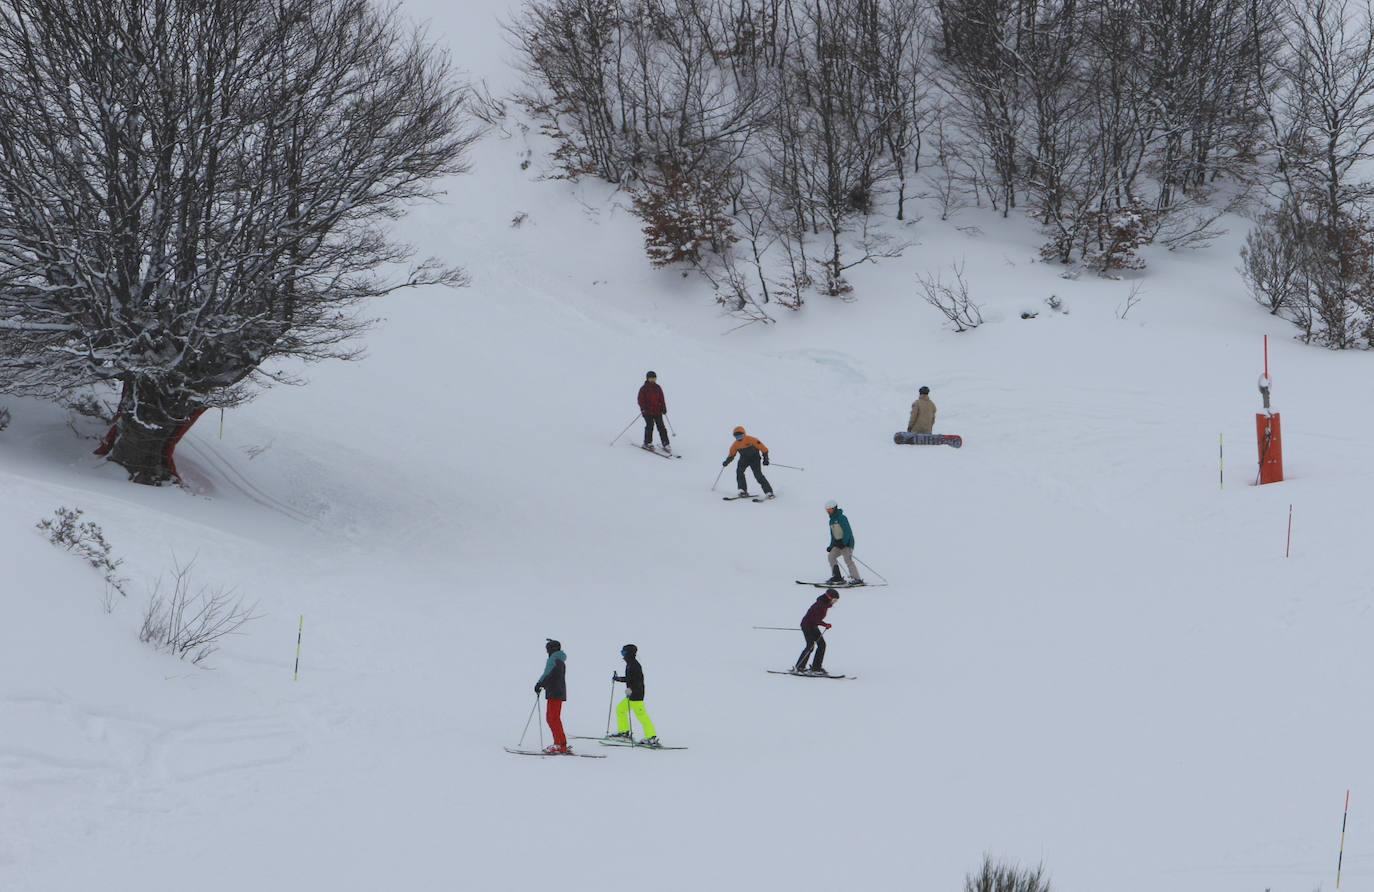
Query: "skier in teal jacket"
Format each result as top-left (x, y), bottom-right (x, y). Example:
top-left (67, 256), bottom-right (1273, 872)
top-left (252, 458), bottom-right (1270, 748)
top-left (824, 501), bottom-right (862, 585)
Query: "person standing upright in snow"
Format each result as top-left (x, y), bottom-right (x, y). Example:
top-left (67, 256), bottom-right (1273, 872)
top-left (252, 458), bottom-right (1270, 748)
top-left (609, 643), bottom-right (660, 747)
top-left (825, 500), bottom-right (862, 585)
top-left (794, 589), bottom-right (839, 674)
top-left (637, 371), bottom-right (669, 451)
top-left (907, 386), bottom-right (936, 435)
top-left (722, 426), bottom-right (774, 498)
top-left (534, 639), bottom-right (569, 754)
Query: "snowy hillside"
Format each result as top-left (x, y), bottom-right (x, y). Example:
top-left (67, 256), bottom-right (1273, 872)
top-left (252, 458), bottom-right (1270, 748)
top-left (4, 3), bottom-right (1374, 891)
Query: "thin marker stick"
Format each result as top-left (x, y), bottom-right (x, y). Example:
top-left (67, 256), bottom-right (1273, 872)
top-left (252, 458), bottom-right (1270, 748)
top-left (1220, 433), bottom-right (1224, 489)
top-left (1338, 789), bottom-right (1349, 888)
top-left (293, 615), bottom-right (304, 681)
top-left (1286, 505), bottom-right (1293, 558)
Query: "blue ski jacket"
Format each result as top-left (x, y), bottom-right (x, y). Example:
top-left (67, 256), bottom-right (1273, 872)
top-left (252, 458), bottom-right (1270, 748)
top-left (827, 508), bottom-right (854, 549)
top-left (536, 650), bottom-right (567, 701)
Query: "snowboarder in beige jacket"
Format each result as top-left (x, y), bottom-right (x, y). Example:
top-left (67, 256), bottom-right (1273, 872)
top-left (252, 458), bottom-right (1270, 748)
top-left (907, 386), bottom-right (936, 434)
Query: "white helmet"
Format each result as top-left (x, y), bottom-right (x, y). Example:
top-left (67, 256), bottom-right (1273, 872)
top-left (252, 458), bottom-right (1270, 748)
top-left (824, 500), bottom-right (837, 510)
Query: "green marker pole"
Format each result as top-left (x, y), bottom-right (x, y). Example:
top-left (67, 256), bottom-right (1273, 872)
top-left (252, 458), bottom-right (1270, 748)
top-left (293, 615), bottom-right (303, 681)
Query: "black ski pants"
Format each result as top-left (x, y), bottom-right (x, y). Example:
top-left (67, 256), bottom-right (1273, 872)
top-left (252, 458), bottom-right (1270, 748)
top-left (736, 452), bottom-right (773, 494)
top-left (795, 625), bottom-right (825, 671)
top-left (642, 414), bottom-right (669, 446)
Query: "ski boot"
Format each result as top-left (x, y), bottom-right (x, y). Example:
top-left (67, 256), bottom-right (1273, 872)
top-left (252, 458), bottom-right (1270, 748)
top-left (607, 731), bottom-right (632, 741)
top-left (640, 737), bottom-right (661, 748)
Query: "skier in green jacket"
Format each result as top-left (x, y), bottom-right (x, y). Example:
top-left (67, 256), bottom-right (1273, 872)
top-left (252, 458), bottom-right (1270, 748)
top-left (824, 500), bottom-right (862, 585)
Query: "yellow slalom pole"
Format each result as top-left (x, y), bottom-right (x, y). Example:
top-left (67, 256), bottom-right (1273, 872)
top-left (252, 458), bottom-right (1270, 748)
top-left (293, 615), bottom-right (304, 681)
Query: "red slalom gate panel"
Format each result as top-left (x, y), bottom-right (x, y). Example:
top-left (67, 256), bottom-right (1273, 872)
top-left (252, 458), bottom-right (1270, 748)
top-left (1255, 412), bottom-right (1283, 484)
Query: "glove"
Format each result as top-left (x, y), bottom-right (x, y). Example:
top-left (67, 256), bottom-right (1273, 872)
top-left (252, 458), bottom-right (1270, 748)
top-left (823, 622), bottom-right (832, 630)
top-left (613, 673), bottom-right (623, 682)
top-left (534, 683), bottom-right (542, 694)
top-left (722, 459), bottom-right (730, 467)
top-left (762, 454), bottom-right (770, 465)
top-left (826, 544), bottom-right (834, 552)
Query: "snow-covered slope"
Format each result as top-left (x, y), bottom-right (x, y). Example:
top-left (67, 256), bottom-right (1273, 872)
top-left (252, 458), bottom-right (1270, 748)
top-left (3, 6), bottom-right (1373, 891)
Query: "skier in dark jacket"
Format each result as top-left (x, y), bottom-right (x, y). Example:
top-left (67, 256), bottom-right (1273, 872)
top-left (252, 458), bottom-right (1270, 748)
top-left (534, 639), bottom-right (569, 753)
top-left (608, 643), bottom-right (660, 747)
top-left (794, 589), bottom-right (839, 674)
top-left (637, 371), bottom-right (669, 451)
top-left (722, 426), bottom-right (774, 498)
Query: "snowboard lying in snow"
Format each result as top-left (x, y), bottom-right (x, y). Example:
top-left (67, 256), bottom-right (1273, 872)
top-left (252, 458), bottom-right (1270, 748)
top-left (893, 431), bottom-right (962, 448)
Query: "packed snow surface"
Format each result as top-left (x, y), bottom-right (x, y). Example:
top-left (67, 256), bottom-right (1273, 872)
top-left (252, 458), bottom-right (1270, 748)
top-left (2, 3), bottom-right (1372, 890)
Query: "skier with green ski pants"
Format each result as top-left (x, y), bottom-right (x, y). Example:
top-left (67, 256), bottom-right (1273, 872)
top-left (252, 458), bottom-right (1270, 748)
top-left (609, 644), bottom-right (660, 747)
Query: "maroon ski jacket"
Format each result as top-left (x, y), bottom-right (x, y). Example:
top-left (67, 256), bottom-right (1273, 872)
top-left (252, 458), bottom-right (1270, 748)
top-left (801, 596), bottom-right (833, 629)
top-left (637, 381), bottom-right (667, 415)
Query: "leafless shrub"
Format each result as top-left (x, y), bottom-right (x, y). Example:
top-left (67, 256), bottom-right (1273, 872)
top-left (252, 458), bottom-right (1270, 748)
top-left (0, 406), bottom-right (9, 431)
top-left (1116, 282), bottom-right (1145, 319)
top-left (917, 259), bottom-right (983, 331)
top-left (139, 557), bottom-right (259, 666)
top-left (965, 855), bottom-right (1051, 892)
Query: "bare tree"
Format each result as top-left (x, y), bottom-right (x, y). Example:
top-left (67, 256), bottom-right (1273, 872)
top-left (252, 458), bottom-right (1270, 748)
top-left (0, 0), bottom-right (477, 483)
top-left (1253, 0), bottom-right (1374, 346)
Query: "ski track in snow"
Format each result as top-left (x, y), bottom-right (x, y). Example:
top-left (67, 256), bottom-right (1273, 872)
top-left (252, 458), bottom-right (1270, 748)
top-left (0, 694), bottom-right (300, 792)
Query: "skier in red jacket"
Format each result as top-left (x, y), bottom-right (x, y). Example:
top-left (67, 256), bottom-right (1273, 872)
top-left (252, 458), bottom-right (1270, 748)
top-left (793, 589), bottom-right (839, 675)
top-left (637, 371), bottom-right (669, 452)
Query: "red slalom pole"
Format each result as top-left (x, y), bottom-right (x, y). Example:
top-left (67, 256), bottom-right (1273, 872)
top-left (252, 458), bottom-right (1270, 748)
top-left (1286, 505), bottom-right (1293, 557)
top-left (1338, 789), bottom-right (1349, 888)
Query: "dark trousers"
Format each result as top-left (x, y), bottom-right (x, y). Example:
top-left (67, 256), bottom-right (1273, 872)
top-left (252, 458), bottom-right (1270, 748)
top-left (642, 414), bottom-right (668, 446)
top-left (795, 626), bottom-right (826, 671)
top-left (736, 453), bottom-right (773, 494)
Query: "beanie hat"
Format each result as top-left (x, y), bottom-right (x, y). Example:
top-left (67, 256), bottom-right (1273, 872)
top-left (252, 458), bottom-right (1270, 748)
top-left (545, 638), bottom-right (561, 654)
top-left (646, 371), bottom-right (656, 379)
top-left (823, 589), bottom-right (840, 600)
top-left (919, 385), bottom-right (930, 394)
top-left (621, 643), bottom-right (638, 656)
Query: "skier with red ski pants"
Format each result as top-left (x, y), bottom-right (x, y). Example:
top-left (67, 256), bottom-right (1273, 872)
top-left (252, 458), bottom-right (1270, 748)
top-left (534, 639), bottom-right (568, 753)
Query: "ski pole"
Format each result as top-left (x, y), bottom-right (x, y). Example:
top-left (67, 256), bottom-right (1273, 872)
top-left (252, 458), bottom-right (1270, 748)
top-left (854, 556), bottom-right (888, 584)
top-left (605, 673), bottom-right (617, 736)
top-left (711, 466), bottom-right (726, 490)
top-left (752, 626), bottom-right (798, 631)
top-left (610, 413), bottom-right (641, 446)
top-left (519, 694), bottom-right (540, 747)
top-left (666, 416), bottom-right (677, 438)
top-left (769, 462), bottom-right (805, 471)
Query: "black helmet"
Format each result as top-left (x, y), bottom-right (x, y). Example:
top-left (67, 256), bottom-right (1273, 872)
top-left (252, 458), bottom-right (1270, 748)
top-left (545, 638), bottom-right (561, 654)
top-left (919, 385), bottom-right (930, 394)
top-left (823, 589), bottom-right (840, 600)
top-left (621, 643), bottom-right (638, 656)
top-left (645, 371), bottom-right (657, 379)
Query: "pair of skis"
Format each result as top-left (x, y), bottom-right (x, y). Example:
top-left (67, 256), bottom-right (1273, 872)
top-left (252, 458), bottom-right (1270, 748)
top-left (633, 443), bottom-right (681, 459)
top-left (767, 669), bottom-right (855, 680)
top-left (723, 492), bottom-right (775, 502)
top-left (794, 580), bottom-right (885, 588)
top-left (506, 736), bottom-right (689, 757)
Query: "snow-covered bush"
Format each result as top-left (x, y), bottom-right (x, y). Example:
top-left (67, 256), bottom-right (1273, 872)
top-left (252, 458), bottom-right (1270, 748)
top-left (36, 507), bottom-right (127, 599)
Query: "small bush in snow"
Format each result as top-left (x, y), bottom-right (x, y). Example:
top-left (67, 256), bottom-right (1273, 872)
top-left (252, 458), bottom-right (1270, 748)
top-left (37, 507), bottom-right (128, 598)
top-left (917, 260), bottom-right (983, 332)
top-left (140, 557), bottom-right (258, 666)
top-left (0, 406), bottom-right (9, 431)
top-left (965, 855), bottom-right (1051, 892)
